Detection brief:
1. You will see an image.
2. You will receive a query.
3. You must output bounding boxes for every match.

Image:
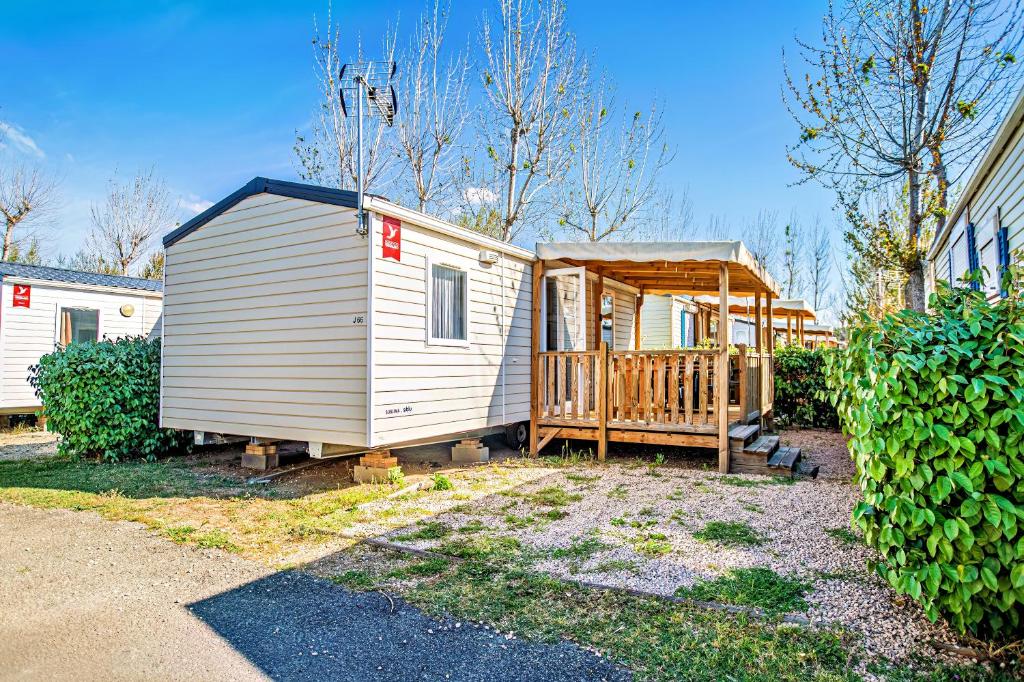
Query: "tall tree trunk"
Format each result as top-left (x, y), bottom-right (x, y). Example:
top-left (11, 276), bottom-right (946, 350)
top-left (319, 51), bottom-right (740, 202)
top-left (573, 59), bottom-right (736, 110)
top-left (504, 127), bottom-right (520, 242)
top-left (904, 0), bottom-right (929, 312)
top-left (2, 220), bottom-right (15, 261)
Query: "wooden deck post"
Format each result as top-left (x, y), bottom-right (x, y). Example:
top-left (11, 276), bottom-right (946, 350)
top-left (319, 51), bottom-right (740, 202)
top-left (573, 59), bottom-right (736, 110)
top-left (737, 343), bottom-right (748, 422)
top-left (598, 341), bottom-right (608, 461)
top-left (717, 263), bottom-right (730, 473)
top-left (786, 313), bottom-right (792, 346)
top-left (529, 260), bottom-right (545, 457)
top-left (634, 287), bottom-right (644, 350)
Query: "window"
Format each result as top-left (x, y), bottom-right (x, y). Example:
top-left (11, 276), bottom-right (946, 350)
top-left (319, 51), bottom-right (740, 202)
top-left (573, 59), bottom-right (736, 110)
top-left (427, 263), bottom-right (468, 345)
top-left (60, 308), bottom-right (99, 345)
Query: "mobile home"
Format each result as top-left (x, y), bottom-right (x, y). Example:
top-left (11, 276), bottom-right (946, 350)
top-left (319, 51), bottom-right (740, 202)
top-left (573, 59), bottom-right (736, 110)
top-left (0, 263), bottom-right (163, 419)
top-left (162, 178), bottom-right (797, 476)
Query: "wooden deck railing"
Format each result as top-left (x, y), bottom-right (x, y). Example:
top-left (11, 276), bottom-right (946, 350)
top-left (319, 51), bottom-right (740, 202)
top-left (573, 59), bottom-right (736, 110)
top-left (537, 350), bottom-right (602, 425)
top-left (608, 350), bottom-right (719, 430)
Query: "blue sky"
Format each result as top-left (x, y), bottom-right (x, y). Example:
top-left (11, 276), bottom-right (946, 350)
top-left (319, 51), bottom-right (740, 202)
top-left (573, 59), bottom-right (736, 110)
top-left (1, 0), bottom-right (838, 287)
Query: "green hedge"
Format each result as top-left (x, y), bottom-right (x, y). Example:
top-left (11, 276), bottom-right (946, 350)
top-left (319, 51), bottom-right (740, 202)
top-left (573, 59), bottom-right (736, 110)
top-left (824, 279), bottom-right (1024, 639)
top-left (773, 345), bottom-right (838, 428)
top-left (29, 337), bottom-right (189, 462)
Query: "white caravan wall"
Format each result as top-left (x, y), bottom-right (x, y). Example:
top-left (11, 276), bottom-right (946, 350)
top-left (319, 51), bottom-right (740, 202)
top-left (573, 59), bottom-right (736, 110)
top-left (0, 280), bottom-right (161, 411)
top-left (161, 194), bottom-right (368, 445)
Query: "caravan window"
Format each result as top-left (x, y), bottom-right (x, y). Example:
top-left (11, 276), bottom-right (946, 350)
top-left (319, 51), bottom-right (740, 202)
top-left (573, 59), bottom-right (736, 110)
top-left (427, 263), bottom-right (469, 345)
top-left (60, 308), bottom-right (99, 345)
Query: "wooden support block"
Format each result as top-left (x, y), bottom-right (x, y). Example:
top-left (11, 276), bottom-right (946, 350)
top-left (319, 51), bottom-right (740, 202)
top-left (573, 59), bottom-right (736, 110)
top-left (242, 452), bottom-right (279, 470)
top-left (360, 451), bottom-right (398, 468)
top-left (245, 443), bottom-right (278, 456)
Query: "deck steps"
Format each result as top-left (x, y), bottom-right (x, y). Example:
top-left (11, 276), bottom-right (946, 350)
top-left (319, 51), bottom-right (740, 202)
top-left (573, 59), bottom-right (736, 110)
top-left (727, 423), bottom-right (804, 478)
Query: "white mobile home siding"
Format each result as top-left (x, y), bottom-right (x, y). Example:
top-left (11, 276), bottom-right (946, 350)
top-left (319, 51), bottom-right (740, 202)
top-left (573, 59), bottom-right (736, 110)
top-left (640, 295), bottom-right (673, 349)
top-left (160, 194), bottom-right (368, 445)
top-left (931, 88), bottom-right (1024, 296)
top-left (0, 279), bottom-right (161, 411)
top-left (369, 215), bottom-right (533, 445)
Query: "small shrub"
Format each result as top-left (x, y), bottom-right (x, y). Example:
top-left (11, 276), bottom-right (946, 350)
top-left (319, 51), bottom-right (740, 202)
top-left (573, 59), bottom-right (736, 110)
top-left (674, 567), bottom-right (809, 614)
top-left (432, 473), bottom-right (454, 491)
top-left (825, 276), bottom-right (1024, 638)
top-left (694, 521), bottom-right (764, 547)
top-left (774, 345), bottom-right (839, 428)
top-left (29, 337), bottom-right (189, 461)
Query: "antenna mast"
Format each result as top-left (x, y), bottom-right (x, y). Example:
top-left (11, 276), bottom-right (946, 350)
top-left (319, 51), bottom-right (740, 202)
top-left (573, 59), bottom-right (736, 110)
top-left (339, 60), bottom-right (398, 236)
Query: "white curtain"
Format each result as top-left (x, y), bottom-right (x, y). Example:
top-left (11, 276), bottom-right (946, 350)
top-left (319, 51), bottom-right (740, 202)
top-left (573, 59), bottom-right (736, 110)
top-left (432, 264), bottom-right (467, 340)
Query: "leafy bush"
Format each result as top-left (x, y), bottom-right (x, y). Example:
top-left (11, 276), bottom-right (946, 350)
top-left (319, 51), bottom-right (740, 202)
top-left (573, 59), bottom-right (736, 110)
top-left (29, 337), bottom-right (189, 462)
top-left (824, 279), bottom-right (1024, 639)
top-left (773, 345), bottom-right (838, 428)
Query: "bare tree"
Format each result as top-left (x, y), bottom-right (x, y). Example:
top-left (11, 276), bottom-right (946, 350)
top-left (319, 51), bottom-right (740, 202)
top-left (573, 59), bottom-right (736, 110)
top-left (637, 187), bottom-right (695, 241)
top-left (88, 171), bottom-right (178, 276)
top-left (393, 0), bottom-right (471, 213)
top-left (475, 0), bottom-right (584, 242)
top-left (0, 164), bottom-right (58, 261)
top-left (781, 217), bottom-right (804, 298)
top-left (744, 209), bottom-right (780, 273)
top-left (704, 214), bottom-right (732, 241)
top-left (294, 5), bottom-right (398, 193)
top-left (558, 74), bottom-right (674, 241)
top-left (785, 0), bottom-right (1024, 311)
top-left (806, 215), bottom-right (832, 309)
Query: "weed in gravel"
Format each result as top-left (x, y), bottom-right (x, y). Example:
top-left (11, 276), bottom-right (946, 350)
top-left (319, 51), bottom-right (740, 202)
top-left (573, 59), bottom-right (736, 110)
top-left (694, 521), bottom-right (764, 547)
top-left (165, 525), bottom-right (197, 544)
top-left (565, 472), bottom-right (601, 484)
top-left (431, 473), bottom-right (454, 491)
top-left (194, 529), bottom-right (239, 552)
top-left (330, 570), bottom-right (376, 590)
top-left (632, 532), bottom-right (672, 556)
top-left (402, 561), bottom-right (854, 681)
top-left (552, 536), bottom-right (610, 561)
top-left (504, 513), bottom-right (537, 529)
top-left (717, 475), bottom-right (796, 488)
top-left (741, 502), bottom-right (765, 514)
top-left (666, 488), bottom-right (686, 501)
top-left (394, 521), bottom-right (451, 542)
top-left (541, 443), bottom-right (595, 467)
top-left (387, 558), bottom-right (450, 580)
top-left (824, 527), bottom-right (858, 546)
top-left (674, 567), bottom-right (809, 615)
top-left (646, 453), bottom-right (666, 477)
top-left (540, 508), bottom-right (568, 520)
top-left (437, 536), bottom-right (534, 564)
top-left (458, 520), bottom-right (489, 534)
top-left (607, 484), bottom-right (628, 500)
top-left (692, 481), bottom-right (712, 493)
top-left (525, 486), bottom-right (582, 507)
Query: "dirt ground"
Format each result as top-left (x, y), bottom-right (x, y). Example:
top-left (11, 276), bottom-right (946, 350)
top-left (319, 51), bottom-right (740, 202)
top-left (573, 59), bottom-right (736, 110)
top-left (0, 430), bottom-right (58, 462)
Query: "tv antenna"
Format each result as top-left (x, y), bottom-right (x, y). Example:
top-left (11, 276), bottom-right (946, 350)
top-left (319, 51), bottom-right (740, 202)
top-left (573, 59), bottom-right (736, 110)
top-left (340, 60), bottom-right (398, 236)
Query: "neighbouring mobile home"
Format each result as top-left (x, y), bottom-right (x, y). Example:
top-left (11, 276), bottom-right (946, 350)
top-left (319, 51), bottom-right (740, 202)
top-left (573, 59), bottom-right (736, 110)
top-left (162, 178), bottom-right (800, 477)
top-left (0, 263), bottom-right (163, 419)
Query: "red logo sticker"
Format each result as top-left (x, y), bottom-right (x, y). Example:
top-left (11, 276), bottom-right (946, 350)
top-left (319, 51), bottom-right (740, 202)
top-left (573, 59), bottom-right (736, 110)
top-left (12, 284), bottom-right (30, 308)
top-left (382, 215), bottom-right (401, 261)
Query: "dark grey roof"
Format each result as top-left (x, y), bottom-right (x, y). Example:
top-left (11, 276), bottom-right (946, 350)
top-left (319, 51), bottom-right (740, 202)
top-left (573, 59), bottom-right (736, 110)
top-left (0, 262), bottom-right (163, 292)
top-left (163, 177), bottom-right (360, 248)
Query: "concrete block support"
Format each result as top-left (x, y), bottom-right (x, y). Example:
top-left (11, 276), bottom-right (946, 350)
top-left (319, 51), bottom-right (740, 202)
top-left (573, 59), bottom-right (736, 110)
top-left (451, 439), bottom-right (489, 464)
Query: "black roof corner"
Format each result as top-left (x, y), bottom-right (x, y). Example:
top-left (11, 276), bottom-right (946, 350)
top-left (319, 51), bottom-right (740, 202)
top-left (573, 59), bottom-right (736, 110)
top-left (162, 177), bottom-right (360, 248)
top-left (0, 262), bottom-right (163, 292)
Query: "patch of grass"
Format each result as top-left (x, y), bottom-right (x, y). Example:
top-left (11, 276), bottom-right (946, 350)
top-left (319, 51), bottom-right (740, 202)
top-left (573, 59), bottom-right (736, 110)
top-left (393, 521), bottom-right (451, 542)
top-left (632, 531), bottom-right (672, 556)
top-left (607, 484), bottom-right (628, 500)
top-left (692, 481), bottom-right (712, 494)
top-left (402, 561), bottom-right (855, 681)
top-left (667, 488), bottom-right (686, 501)
top-left (458, 520), bottom-right (488, 534)
top-left (741, 502), bottom-right (765, 514)
top-left (564, 472), bottom-right (601, 484)
top-left (825, 527), bottom-right (858, 546)
top-left (387, 557), bottom-right (450, 580)
top-left (541, 442), bottom-right (595, 467)
top-left (540, 508), bottom-right (567, 520)
top-left (694, 521), bottom-right (764, 547)
top-left (193, 528), bottom-right (240, 552)
top-left (437, 535), bottom-right (531, 564)
top-left (431, 473), bottom-right (454, 491)
top-left (551, 536), bottom-right (610, 561)
top-left (330, 570), bottom-right (377, 591)
top-left (587, 558), bottom-right (640, 575)
top-left (525, 486), bottom-right (582, 507)
top-left (717, 475), bottom-right (797, 488)
top-left (504, 513), bottom-right (537, 529)
top-left (674, 567), bottom-right (809, 615)
top-left (164, 524), bottom-right (198, 544)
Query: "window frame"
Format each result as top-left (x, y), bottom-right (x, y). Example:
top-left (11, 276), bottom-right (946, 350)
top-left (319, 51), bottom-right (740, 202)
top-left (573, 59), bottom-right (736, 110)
top-left (56, 306), bottom-right (101, 346)
top-left (424, 257), bottom-right (471, 348)
top-left (600, 291), bottom-right (615, 351)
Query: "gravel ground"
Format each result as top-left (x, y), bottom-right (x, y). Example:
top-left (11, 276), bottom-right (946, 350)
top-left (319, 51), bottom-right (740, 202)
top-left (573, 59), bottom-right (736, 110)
top-left (381, 429), bottom-right (965, 670)
top-left (0, 430), bottom-right (58, 462)
top-left (0, 503), bottom-right (628, 681)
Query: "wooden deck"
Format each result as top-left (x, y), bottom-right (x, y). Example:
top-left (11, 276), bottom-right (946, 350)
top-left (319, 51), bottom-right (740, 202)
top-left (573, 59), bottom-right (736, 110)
top-left (533, 346), bottom-right (773, 455)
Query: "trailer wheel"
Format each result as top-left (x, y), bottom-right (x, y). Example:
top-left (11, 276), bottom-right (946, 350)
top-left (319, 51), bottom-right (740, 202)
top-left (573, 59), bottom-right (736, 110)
top-left (504, 421), bottom-right (529, 450)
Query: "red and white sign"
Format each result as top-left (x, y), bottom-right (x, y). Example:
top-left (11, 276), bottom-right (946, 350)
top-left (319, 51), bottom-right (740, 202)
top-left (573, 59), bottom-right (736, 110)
top-left (12, 284), bottom-right (30, 308)
top-left (382, 215), bottom-right (401, 261)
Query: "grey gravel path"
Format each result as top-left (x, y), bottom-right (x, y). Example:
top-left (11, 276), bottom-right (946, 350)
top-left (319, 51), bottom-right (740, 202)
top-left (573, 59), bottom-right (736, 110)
top-left (0, 504), bottom-right (629, 682)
